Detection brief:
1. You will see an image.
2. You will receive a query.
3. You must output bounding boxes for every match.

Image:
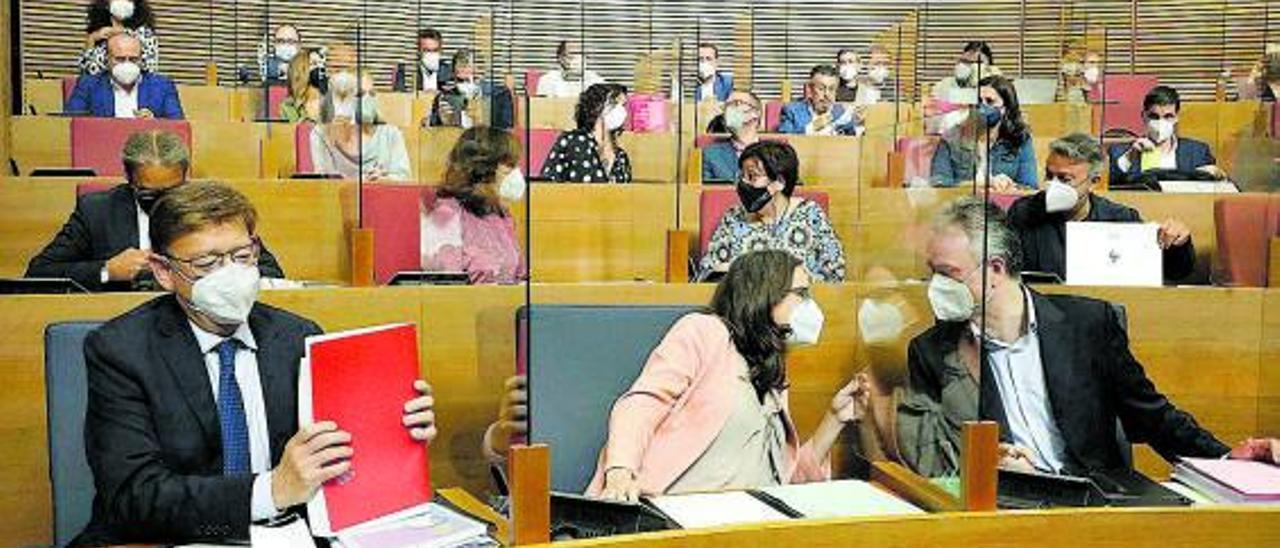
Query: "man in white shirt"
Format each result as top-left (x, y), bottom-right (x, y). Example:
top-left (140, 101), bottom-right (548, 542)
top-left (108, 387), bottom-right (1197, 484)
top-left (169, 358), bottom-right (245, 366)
top-left (1108, 85), bottom-right (1225, 185)
top-left (416, 27), bottom-right (453, 92)
top-left (76, 181), bottom-right (439, 545)
top-left (536, 40), bottom-right (605, 98)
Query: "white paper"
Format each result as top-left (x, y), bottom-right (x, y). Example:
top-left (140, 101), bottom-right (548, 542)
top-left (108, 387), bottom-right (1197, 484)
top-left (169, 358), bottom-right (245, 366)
top-left (760, 480), bottom-right (924, 519)
top-left (250, 517), bottom-right (317, 548)
top-left (1065, 222), bottom-right (1163, 287)
top-left (335, 503), bottom-right (489, 548)
top-left (1158, 180), bottom-right (1239, 194)
top-left (647, 491), bottom-right (790, 529)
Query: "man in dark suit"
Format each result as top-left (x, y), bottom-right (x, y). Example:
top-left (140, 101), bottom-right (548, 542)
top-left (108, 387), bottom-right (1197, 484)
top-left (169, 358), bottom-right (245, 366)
top-left (896, 197), bottom-right (1277, 477)
top-left (416, 27), bottom-right (453, 93)
top-left (1009, 133), bottom-right (1196, 282)
top-left (25, 130), bottom-right (285, 291)
top-left (65, 33), bottom-right (184, 119)
top-left (1107, 85), bottom-right (1223, 185)
top-left (78, 181), bottom-right (438, 545)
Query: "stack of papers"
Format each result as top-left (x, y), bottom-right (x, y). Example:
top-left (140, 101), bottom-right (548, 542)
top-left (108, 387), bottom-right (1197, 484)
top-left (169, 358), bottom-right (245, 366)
top-left (646, 481), bottom-right (923, 529)
top-left (336, 503), bottom-right (492, 548)
top-left (1172, 458), bottom-right (1280, 505)
top-left (759, 480), bottom-right (925, 519)
top-left (647, 492), bottom-right (791, 529)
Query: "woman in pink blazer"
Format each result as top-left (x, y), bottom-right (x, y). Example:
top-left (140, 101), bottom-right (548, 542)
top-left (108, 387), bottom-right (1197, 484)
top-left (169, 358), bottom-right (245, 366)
top-left (589, 250), bottom-right (869, 500)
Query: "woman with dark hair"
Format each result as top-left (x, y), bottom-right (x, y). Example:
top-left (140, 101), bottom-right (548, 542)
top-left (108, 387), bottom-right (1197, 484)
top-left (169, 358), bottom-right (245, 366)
top-left (588, 250), bottom-right (868, 500)
top-left (930, 75), bottom-right (1037, 191)
top-left (81, 0), bottom-right (159, 76)
top-left (698, 141), bottom-right (847, 282)
top-left (540, 83), bottom-right (633, 183)
top-left (421, 126), bottom-right (527, 284)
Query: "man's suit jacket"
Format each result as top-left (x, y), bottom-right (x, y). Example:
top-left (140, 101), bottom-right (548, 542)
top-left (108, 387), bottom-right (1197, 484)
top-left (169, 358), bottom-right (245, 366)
top-left (25, 184), bottom-right (287, 291)
top-left (776, 101), bottom-right (860, 135)
top-left (1007, 191), bottom-right (1196, 282)
top-left (428, 79), bottom-right (515, 129)
top-left (1106, 136), bottom-right (1216, 185)
top-left (65, 72), bottom-right (185, 119)
top-left (904, 289), bottom-right (1229, 475)
top-left (77, 295), bottom-right (322, 545)
top-left (694, 73), bottom-right (734, 103)
top-left (417, 61), bottom-right (455, 93)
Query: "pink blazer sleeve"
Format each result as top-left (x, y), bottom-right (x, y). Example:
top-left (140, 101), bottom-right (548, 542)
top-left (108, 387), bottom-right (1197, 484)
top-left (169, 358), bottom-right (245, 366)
top-left (601, 315), bottom-right (708, 473)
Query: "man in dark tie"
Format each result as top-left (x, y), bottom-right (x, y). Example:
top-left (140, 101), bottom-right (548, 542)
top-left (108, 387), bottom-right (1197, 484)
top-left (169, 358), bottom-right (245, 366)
top-left (895, 197), bottom-right (1278, 478)
top-left (77, 181), bottom-right (437, 545)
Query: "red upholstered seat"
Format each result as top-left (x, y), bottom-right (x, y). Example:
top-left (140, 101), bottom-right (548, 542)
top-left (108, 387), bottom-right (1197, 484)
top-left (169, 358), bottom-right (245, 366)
top-left (895, 136), bottom-right (940, 187)
top-left (516, 128), bottom-right (562, 178)
top-left (697, 188), bottom-right (830, 256)
top-left (524, 70), bottom-right (543, 96)
top-left (360, 183), bottom-right (433, 285)
top-left (1093, 75), bottom-right (1159, 136)
top-left (1214, 194), bottom-right (1280, 287)
top-left (764, 101), bottom-right (784, 132)
top-left (62, 77), bottom-right (78, 103)
top-left (70, 118), bottom-right (192, 177)
top-left (294, 122), bottom-right (316, 174)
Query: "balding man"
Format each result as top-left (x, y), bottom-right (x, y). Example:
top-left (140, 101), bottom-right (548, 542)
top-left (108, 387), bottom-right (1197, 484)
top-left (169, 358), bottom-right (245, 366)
top-left (66, 33), bottom-right (184, 119)
top-left (26, 131), bottom-right (284, 291)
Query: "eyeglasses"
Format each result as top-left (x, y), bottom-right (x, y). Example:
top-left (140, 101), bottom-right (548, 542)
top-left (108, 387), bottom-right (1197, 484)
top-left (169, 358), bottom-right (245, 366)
top-left (165, 238), bottom-right (261, 280)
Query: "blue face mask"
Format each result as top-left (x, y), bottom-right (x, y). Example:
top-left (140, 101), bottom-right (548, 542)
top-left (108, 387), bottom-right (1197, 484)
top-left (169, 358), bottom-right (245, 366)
top-left (979, 103), bottom-right (1003, 128)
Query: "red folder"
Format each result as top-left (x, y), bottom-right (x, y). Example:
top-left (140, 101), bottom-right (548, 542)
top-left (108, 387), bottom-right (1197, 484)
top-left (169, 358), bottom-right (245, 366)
top-left (302, 324), bottom-right (431, 535)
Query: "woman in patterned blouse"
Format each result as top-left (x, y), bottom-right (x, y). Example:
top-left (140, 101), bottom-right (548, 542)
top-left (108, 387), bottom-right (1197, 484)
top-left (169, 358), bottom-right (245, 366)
top-left (698, 141), bottom-right (847, 282)
top-left (80, 0), bottom-right (160, 76)
top-left (541, 83), bottom-right (633, 183)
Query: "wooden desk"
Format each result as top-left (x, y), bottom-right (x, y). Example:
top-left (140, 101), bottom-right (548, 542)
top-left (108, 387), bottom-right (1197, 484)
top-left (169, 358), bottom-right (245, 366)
top-left (10, 116), bottom-right (71, 174)
top-left (539, 507), bottom-right (1280, 547)
top-left (22, 78), bottom-right (65, 116)
top-left (177, 84), bottom-right (234, 122)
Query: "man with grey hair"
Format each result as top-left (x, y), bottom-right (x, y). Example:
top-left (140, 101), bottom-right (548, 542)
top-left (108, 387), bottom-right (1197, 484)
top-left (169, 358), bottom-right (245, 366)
top-left (1007, 132), bottom-right (1194, 282)
top-left (895, 196), bottom-right (1278, 479)
top-left (26, 130), bottom-right (284, 290)
top-left (66, 32), bottom-right (184, 119)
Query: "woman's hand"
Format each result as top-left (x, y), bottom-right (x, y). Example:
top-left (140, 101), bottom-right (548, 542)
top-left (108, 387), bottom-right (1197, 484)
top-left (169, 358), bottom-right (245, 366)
top-left (600, 467), bottom-right (640, 502)
top-left (998, 443), bottom-right (1038, 473)
top-left (87, 26), bottom-right (121, 47)
top-left (830, 373), bottom-right (871, 424)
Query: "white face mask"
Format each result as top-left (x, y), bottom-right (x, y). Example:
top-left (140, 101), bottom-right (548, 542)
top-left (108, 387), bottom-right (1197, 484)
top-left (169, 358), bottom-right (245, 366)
top-left (110, 0), bottom-right (135, 21)
top-left (333, 97), bottom-right (357, 120)
top-left (784, 298), bottom-right (825, 347)
top-left (421, 51), bottom-right (441, 71)
top-left (858, 299), bottom-right (905, 344)
top-left (604, 104), bottom-right (628, 131)
top-left (868, 65), bottom-right (890, 84)
top-left (723, 105), bottom-right (751, 134)
top-left (927, 273), bottom-right (976, 322)
top-left (839, 63), bottom-right (861, 82)
top-left (1082, 65), bottom-right (1101, 85)
top-left (188, 263), bottom-right (261, 326)
top-left (954, 62), bottom-right (974, 83)
top-left (498, 167), bottom-right (527, 201)
top-left (275, 44), bottom-right (299, 63)
top-left (1044, 178), bottom-right (1081, 214)
top-left (698, 61), bottom-right (717, 80)
top-left (563, 54), bottom-right (584, 73)
top-left (1147, 118), bottom-right (1176, 144)
top-left (329, 71), bottom-right (359, 97)
top-left (111, 61), bottom-right (142, 86)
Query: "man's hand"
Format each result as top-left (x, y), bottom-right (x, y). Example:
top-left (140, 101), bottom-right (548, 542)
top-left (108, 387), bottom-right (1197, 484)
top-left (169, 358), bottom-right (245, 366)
top-left (600, 467), bottom-right (640, 502)
top-left (134, 108), bottom-right (155, 119)
top-left (988, 174), bottom-right (1018, 194)
top-left (998, 443), bottom-right (1038, 473)
top-left (270, 422), bottom-right (352, 510)
top-left (1129, 137), bottom-right (1156, 155)
top-left (105, 248), bottom-right (152, 282)
top-left (1228, 438), bottom-right (1280, 465)
top-left (1196, 164), bottom-right (1227, 180)
top-left (403, 380), bottom-right (437, 443)
top-left (1157, 218), bottom-right (1192, 250)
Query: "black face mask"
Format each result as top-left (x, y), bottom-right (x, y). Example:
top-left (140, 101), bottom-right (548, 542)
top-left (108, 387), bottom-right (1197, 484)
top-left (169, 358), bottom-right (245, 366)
top-left (736, 179), bottom-right (774, 213)
top-left (133, 187), bottom-right (166, 214)
top-left (309, 67), bottom-right (329, 95)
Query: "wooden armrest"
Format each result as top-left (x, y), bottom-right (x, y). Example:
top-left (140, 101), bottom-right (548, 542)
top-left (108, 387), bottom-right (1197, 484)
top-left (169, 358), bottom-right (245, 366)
top-left (870, 461), bottom-right (963, 512)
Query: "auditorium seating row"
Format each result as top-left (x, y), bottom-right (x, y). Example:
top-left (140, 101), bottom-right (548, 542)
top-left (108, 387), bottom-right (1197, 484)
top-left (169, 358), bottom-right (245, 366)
top-left (4, 177), bottom-right (1279, 286)
top-left (3, 281), bottom-right (1279, 544)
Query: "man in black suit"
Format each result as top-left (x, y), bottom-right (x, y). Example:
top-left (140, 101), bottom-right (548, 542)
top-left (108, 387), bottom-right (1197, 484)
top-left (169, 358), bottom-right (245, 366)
top-left (1008, 133), bottom-right (1195, 283)
top-left (25, 130), bottom-right (285, 291)
top-left (896, 196), bottom-right (1277, 478)
top-left (78, 181), bottom-right (437, 545)
top-left (1107, 85), bottom-right (1225, 185)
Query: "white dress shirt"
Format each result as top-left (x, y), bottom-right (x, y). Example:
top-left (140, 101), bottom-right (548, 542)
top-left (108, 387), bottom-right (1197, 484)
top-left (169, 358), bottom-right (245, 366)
top-left (420, 63), bottom-right (440, 92)
top-left (974, 287), bottom-right (1070, 473)
top-left (112, 81), bottom-right (140, 119)
top-left (535, 69), bottom-right (605, 98)
top-left (136, 203), bottom-right (151, 250)
top-left (188, 320), bottom-right (281, 521)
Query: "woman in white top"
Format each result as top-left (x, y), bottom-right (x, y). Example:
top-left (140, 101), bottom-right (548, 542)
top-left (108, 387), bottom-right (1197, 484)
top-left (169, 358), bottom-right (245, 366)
top-left (309, 69), bottom-right (412, 181)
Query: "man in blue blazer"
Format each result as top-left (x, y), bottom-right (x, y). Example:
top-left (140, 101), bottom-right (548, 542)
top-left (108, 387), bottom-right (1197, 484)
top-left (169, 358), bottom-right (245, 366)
top-left (66, 33), bottom-right (184, 120)
top-left (1107, 85), bottom-right (1222, 185)
top-left (694, 43), bottom-right (734, 103)
top-left (777, 64), bottom-right (861, 136)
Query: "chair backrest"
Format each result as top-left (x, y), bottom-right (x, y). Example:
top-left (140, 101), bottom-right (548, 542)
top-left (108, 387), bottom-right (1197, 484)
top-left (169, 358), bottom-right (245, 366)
top-left (45, 321), bottom-right (103, 547)
top-left (361, 183), bottom-right (430, 285)
top-left (517, 128), bottom-right (562, 178)
top-left (524, 70), bottom-right (543, 95)
top-left (764, 101), bottom-right (784, 132)
top-left (525, 304), bottom-right (698, 493)
top-left (70, 118), bottom-right (192, 177)
top-left (1213, 194), bottom-right (1280, 287)
top-left (254, 85), bottom-right (291, 120)
top-left (1093, 74), bottom-right (1158, 135)
top-left (698, 188), bottom-right (831, 255)
top-left (76, 181), bottom-right (115, 197)
top-left (62, 76), bottom-right (79, 103)
top-left (294, 122), bottom-right (316, 175)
